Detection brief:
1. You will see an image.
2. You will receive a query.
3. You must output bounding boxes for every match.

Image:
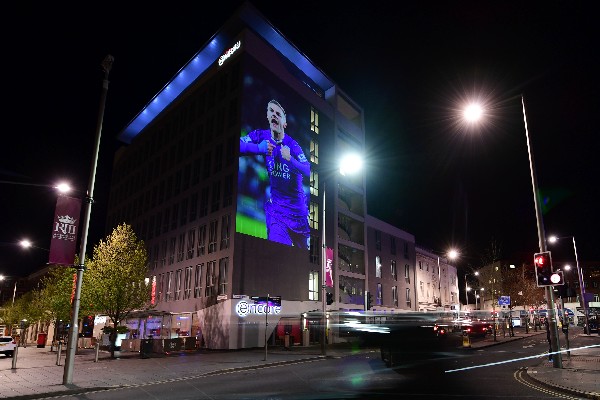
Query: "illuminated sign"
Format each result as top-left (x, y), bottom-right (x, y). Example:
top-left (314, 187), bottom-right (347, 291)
top-left (218, 41), bottom-right (241, 66)
top-left (235, 300), bottom-right (282, 317)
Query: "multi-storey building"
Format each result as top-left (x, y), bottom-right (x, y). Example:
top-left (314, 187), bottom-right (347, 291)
top-left (365, 216), bottom-right (416, 312)
top-left (106, 3), bottom-right (367, 349)
top-left (414, 247), bottom-right (459, 312)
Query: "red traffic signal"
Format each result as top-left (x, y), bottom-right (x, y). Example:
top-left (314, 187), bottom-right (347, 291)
top-left (534, 251), bottom-right (562, 287)
top-left (534, 252), bottom-right (551, 268)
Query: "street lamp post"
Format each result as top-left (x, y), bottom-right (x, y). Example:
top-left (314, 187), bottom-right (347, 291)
top-left (320, 154), bottom-right (363, 356)
top-left (63, 54), bottom-right (113, 385)
top-left (462, 94), bottom-right (562, 368)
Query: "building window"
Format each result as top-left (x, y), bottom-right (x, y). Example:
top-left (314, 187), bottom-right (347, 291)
top-left (404, 242), bottom-right (409, 259)
top-left (180, 198), bottom-right (188, 227)
top-left (375, 230), bottom-right (381, 250)
top-left (211, 180), bottom-right (221, 213)
top-left (223, 174), bottom-right (233, 207)
top-left (205, 260), bottom-right (216, 297)
top-left (309, 235), bottom-right (319, 264)
top-left (218, 257), bottom-right (228, 295)
top-left (165, 271), bottom-right (174, 302)
top-left (175, 269), bottom-right (182, 300)
top-left (310, 170), bottom-right (319, 196)
top-left (406, 288), bottom-right (411, 307)
top-left (309, 201), bottom-right (319, 230)
top-left (419, 261), bottom-right (422, 270)
top-left (168, 237), bottom-right (176, 265)
top-left (200, 186), bottom-right (209, 218)
top-left (186, 228), bottom-right (195, 260)
top-left (390, 237), bottom-right (396, 255)
top-left (220, 214), bottom-right (230, 250)
top-left (160, 240), bottom-right (167, 268)
top-left (420, 281), bottom-right (424, 296)
top-left (157, 274), bottom-right (164, 303)
top-left (190, 192), bottom-right (198, 221)
top-left (310, 106), bottom-right (319, 134)
top-left (197, 224), bottom-right (206, 256)
top-left (310, 140), bottom-right (319, 164)
top-left (404, 264), bottom-right (410, 282)
top-left (184, 266), bottom-right (192, 299)
top-left (391, 260), bottom-right (397, 281)
top-left (194, 263), bottom-right (203, 298)
top-left (177, 233), bottom-right (185, 262)
top-left (375, 256), bottom-right (382, 278)
top-left (309, 271), bottom-right (319, 300)
top-left (392, 286), bottom-right (398, 307)
top-left (376, 283), bottom-right (382, 306)
top-left (208, 219), bottom-right (218, 253)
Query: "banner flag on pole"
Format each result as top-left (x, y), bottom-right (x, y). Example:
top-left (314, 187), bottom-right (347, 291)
top-left (49, 195), bottom-right (82, 265)
top-left (326, 247), bottom-right (334, 287)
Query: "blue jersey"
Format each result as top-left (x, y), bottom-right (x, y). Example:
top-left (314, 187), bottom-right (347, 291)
top-left (242, 129), bottom-right (309, 222)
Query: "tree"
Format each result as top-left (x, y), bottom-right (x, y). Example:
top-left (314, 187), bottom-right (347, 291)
top-left (84, 223), bottom-right (152, 357)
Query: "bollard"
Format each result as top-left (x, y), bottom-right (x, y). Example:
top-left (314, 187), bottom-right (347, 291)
top-left (94, 342), bottom-right (100, 362)
top-left (11, 346), bottom-right (18, 369)
top-left (56, 341), bottom-right (62, 366)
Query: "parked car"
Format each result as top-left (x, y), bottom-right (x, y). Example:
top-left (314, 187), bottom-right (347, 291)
top-left (461, 320), bottom-right (491, 338)
top-left (0, 336), bottom-right (16, 357)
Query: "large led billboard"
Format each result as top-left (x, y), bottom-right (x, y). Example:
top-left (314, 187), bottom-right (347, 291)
top-left (237, 58), bottom-right (312, 251)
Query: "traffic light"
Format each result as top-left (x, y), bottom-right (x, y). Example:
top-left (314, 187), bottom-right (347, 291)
top-left (534, 251), bottom-right (563, 287)
top-left (326, 292), bottom-right (333, 305)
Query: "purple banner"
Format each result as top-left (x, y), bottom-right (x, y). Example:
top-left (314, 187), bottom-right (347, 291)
top-left (326, 247), bottom-right (334, 287)
top-left (49, 195), bottom-right (81, 265)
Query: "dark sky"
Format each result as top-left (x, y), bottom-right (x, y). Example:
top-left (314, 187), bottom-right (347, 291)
top-left (1, 1), bottom-right (598, 278)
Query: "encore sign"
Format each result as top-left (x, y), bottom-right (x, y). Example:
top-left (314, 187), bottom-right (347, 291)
top-left (218, 41), bottom-right (241, 66)
top-left (235, 300), bottom-right (281, 318)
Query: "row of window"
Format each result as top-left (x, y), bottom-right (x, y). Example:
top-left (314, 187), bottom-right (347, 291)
top-left (376, 283), bottom-right (411, 308)
top-left (149, 214), bottom-right (231, 269)
top-left (118, 175), bottom-right (234, 243)
top-left (374, 230), bottom-right (410, 258)
top-left (374, 256), bottom-right (411, 282)
top-left (154, 257), bottom-right (229, 303)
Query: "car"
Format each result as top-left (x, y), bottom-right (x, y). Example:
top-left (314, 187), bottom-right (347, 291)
top-left (0, 336), bottom-right (17, 357)
top-left (461, 319), bottom-right (492, 338)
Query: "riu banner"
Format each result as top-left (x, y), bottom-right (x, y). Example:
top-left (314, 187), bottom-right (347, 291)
top-left (326, 247), bottom-right (334, 287)
top-left (49, 195), bottom-right (81, 265)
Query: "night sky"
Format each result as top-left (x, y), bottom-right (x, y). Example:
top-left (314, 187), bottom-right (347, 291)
top-left (2, 1), bottom-right (597, 279)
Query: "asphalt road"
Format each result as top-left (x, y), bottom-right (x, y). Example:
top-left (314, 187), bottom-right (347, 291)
top-left (36, 334), bottom-right (587, 400)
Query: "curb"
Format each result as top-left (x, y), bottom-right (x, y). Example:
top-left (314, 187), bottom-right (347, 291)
top-left (525, 366), bottom-right (600, 400)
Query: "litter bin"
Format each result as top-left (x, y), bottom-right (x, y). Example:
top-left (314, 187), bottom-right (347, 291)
top-left (37, 333), bottom-right (48, 348)
top-left (141, 339), bottom-right (153, 359)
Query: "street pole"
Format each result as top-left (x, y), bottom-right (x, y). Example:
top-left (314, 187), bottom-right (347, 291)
top-left (63, 54), bottom-right (113, 385)
top-left (464, 274), bottom-right (469, 310)
top-left (321, 181), bottom-right (327, 356)
top-left (572, 237), bottom-right (590, 335)
top-left (522, 94), bottom-right (561, 368)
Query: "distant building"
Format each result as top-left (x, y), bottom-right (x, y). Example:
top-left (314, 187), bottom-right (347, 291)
top-left (365, 216), bottom-right (416, 312)
top-left (415, 247), bottom-right (459, 312)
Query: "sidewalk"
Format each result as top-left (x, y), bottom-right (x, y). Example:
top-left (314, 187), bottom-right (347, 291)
top-left (469, 328), bottom-right (600, 399)
top-left (1, 329), bottom-right (598, 399)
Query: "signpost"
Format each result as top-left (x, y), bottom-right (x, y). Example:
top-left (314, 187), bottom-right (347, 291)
top-left (251, 295), bottom-right (281, 361)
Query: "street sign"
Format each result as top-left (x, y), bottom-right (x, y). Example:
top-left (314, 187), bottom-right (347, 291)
top-left (498, 296), bottom-right (511, 306)
top-left (251, 295), bottom-right (281, 307)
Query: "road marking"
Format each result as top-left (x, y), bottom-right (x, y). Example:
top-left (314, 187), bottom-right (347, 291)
top-left (514, 369), bottom-right (584, 400)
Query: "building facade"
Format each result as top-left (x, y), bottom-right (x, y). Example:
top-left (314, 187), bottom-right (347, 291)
top-left (365, 216), bottom-right (416, 312)
top-left (414, 247), bottom-right (459, 312)
top-left (106, 3), bottom-right (367, 349)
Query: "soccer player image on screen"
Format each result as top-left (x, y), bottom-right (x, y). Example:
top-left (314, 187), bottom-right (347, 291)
top-left (240, 99), bottom-right (311, 249)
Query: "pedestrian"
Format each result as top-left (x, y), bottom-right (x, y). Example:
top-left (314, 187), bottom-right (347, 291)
top-left (545, 318), bottom-right (552, 361)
